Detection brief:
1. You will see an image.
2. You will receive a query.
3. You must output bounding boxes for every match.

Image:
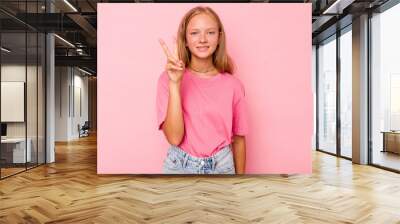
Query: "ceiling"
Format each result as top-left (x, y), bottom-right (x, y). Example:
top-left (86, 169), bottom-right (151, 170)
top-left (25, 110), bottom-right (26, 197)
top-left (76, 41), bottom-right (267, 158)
top-left (0, 0), bottom-right (393, 75)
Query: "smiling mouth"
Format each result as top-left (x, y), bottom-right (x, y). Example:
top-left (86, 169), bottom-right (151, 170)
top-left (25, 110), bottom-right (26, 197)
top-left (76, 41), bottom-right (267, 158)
top-left (196, 46), bottom-right (209, 52)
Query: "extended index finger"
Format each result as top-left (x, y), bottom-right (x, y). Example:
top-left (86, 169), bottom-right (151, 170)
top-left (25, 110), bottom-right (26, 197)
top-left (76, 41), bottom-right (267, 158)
top-left (158, 38), bottom-right (172, 58)
top-left (172, 36), bottom-right (179, 59)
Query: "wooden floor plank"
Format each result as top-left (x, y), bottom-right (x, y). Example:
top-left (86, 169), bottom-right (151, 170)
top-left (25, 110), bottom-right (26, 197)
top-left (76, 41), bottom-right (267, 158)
top-left (0, 134), bottom-right (400, 223)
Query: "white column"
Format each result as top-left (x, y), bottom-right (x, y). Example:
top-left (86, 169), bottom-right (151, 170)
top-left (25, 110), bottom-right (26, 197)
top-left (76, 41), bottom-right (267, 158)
top-left (352, 14), bottom-right (369, 164)
top-left (46, 1), bottom-right (55, 163)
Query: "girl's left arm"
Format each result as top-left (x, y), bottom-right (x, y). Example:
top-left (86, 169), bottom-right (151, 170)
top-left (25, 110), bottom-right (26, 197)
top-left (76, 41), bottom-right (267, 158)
top-left (232, 135), bottom-right (246, 174)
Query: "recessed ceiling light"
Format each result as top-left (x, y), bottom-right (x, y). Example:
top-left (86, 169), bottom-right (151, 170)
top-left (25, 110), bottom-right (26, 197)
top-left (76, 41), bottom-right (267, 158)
top-left (78, 67), bottom-right (93, 76)
top-left (1, 47), bottom-right (11, 53)
top-left (54, 34), bottom-right (75, 48)
top-left (63, 0), bottom-right (78, 12)
top-left (322, 0), bottom-right (355, 15)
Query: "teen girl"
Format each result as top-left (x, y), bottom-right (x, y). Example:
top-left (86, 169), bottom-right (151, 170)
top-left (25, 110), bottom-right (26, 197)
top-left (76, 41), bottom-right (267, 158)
top-left (157, 6), bottom-right (248, 174)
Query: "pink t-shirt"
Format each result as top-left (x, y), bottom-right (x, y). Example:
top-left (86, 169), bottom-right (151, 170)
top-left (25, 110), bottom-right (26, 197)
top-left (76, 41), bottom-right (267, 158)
top-left (156, 69), bottom-right (248, 157)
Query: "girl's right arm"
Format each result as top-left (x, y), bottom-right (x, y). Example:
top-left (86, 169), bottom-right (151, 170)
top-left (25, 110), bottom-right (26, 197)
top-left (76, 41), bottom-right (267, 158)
top-left (158, 38), bottom-right (185, 146)
top-left (162, 80), bottom-right (185, 145)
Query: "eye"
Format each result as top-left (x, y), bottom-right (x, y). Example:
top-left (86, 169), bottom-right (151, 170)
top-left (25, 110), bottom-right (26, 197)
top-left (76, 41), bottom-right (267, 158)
top-left (190, 32), bottom-right (198, 35)
top-left (208, 31), bottom-right (216, 35)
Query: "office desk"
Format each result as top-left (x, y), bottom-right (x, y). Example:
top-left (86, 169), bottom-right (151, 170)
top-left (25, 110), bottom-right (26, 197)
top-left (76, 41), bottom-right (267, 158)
top-left (1, 138), bottom-right (32, 163)
top-left (381, 131), bottom-right (400, 154)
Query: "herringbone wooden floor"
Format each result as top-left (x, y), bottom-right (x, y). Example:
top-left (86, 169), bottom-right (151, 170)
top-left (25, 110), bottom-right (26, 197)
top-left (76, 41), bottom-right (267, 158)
top-left (1, 134), bottom-right (400, 224)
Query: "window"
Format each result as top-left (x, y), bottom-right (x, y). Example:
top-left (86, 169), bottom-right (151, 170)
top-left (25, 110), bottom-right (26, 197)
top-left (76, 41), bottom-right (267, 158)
top-left (371, 2), bottom-right (400, 171)
top-left (317, 35), bottom-right (337, 154)
top-left (339, 27), bottom-right (352, 158)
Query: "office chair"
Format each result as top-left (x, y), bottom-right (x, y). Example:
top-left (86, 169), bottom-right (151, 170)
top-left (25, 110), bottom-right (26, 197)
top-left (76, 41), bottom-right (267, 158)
top-left (79, 121), bottom-right (90, 138)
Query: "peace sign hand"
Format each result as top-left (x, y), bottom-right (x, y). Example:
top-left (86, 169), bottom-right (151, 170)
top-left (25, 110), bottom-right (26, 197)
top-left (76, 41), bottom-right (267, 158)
top-left (159, 38), bottom-right (185, 84)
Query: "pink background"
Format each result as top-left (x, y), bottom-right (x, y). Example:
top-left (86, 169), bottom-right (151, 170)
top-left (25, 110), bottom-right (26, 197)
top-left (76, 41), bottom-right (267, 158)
top-left (97, 3), bottom-right (313, 174)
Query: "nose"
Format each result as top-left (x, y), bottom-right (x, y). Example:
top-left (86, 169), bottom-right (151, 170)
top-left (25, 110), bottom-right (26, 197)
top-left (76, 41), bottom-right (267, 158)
top-left (200, 33), bottom-right (207, 43)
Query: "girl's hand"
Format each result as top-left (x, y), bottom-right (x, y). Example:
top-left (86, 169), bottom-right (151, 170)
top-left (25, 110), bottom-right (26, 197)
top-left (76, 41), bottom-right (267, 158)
top-left (159, 38), bottom-right (185, 84)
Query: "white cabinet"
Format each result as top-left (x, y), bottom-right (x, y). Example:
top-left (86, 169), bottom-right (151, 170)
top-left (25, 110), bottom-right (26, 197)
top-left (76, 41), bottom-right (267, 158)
top-left (1, 138), bottom-right (32, 163)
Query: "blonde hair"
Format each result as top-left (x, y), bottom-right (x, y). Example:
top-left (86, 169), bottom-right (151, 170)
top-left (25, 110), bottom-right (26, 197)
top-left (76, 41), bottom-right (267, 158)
top-left (177, 6), bottom-right (234, 74)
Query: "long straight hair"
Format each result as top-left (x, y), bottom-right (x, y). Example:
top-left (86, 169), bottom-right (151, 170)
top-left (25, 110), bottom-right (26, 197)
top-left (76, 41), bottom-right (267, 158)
top-left (176, 6), bottom-right (234, 74)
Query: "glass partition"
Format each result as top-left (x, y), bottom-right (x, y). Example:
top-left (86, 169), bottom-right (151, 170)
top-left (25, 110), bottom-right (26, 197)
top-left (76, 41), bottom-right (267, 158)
top-left (1, 31), bottom-right (28, 177)
top-left (317, 35), bottom-right (337, 154)
top-left (0, 1), bottom-right (46, 179)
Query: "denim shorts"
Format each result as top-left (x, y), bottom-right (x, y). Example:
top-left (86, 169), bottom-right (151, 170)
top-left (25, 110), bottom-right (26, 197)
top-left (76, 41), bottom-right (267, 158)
top-left (162, 145), bottom-right (236, 174)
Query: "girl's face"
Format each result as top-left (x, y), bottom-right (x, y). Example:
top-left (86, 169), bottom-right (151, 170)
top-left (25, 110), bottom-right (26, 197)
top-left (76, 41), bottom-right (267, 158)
top-left (186, 13), bottom-right (220, 61)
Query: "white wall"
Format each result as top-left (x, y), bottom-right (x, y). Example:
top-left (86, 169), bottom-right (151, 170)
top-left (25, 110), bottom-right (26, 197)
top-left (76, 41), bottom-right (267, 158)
top-left (55, 66), bottom-right (70, 141)
top-left (55, 67), bottom-right (89, 141)
top-left (72, 72), bottom-right (89, 138)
